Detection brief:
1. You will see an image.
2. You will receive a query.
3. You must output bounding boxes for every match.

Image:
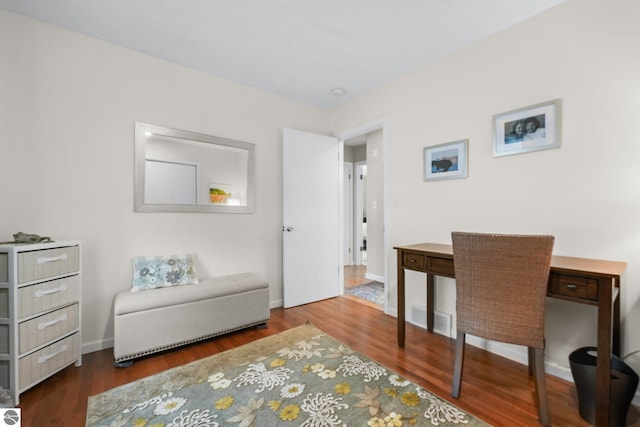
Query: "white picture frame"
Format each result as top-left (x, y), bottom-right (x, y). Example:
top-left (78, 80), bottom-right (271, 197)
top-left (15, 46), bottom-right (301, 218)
top-left (493, 99), bottom-right (561, 157)
top-left (423, 139), bottom-right (468, 181)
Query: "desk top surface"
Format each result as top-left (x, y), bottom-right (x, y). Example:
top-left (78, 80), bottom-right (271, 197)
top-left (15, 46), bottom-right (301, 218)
top-left (394, 242), bottom-right (627, 277)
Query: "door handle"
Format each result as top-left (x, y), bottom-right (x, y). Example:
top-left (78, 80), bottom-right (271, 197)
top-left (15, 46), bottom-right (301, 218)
top-left (283, 226), bottom-right (294, 232)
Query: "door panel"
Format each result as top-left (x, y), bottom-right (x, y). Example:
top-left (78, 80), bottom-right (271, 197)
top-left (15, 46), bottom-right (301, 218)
top-left (283, 128), bottom-right (341, 308)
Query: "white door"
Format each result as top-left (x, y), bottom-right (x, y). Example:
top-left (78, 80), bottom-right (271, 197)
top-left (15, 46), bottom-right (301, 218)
top-left (283, 128), bottom-right (341, 308)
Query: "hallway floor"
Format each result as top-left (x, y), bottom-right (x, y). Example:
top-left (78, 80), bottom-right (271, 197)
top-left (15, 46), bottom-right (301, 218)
top-left (343, 265), bottom-right (383, 310)
top-left (344, 265), bottom-right (369, 288)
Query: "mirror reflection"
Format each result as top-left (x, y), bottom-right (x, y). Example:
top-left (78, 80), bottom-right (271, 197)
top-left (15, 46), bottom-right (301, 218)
top-left (134, 122), bottom-right (255, 213)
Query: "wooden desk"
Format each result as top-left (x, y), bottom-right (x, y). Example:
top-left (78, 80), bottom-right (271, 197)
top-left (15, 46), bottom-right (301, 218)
top-left (395, 242), bottom-right (626, 427)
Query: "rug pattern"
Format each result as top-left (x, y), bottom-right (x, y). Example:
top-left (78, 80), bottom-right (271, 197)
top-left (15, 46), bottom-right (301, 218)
top-left (87, 323), bottom-right (488, 426)
top-left (345, 281), bottom-right (384, 305)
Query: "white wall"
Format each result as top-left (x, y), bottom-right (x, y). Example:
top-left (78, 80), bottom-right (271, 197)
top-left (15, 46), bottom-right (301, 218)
top-left (3, 0), bottom-right (640, 382)
top-left (331, 0), bottom-right (640, 375)
top-left (0, 9), bottom-right (330, 352)
top-left (365, 130), bottom-right (384, 280)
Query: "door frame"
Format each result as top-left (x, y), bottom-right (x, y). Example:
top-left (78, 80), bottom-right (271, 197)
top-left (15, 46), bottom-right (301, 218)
top-left (354, 161), bottom-right (366, 266)
top-left (343, 162), bottom-right (354, 266)
top-left (336, 118), bottom-right (389, 314)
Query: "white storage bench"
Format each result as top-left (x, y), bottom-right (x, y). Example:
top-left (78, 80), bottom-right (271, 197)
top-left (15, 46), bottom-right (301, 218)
top-left (113, 273), bottom-right (270, 365)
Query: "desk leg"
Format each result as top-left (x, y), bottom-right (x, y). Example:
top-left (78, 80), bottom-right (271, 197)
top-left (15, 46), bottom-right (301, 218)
top-left (594, 279), bottom-right (614, 427)
top-left (397, 252), bottom-right (406, 348)
top-left (427, 273), bottom-right (435, 333)
top-left (613, 283), bottom-right (621, 357)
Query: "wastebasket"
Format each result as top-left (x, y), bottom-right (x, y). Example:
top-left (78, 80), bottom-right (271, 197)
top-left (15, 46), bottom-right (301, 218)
top-left (569, 346), bottom-right (639, 426)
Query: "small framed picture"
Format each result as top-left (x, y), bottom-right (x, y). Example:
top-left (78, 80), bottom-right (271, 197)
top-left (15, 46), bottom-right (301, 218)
top-left (493, 99), bottom-right (561, 157)
top-left (423, 139), bottom-right (468, 181)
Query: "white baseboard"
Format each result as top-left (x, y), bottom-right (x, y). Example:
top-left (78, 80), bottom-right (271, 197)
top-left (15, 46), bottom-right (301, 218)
top-left (82, 337), bottom-right (113, 355)
top-left (409, 305), bottom-right (452, 338)
top-left (365, 272), bottom-right (384, 283)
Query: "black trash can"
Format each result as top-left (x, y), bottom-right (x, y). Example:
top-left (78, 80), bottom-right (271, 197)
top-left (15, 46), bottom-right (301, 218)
top-left (569, 346), bottom-right (639, 426)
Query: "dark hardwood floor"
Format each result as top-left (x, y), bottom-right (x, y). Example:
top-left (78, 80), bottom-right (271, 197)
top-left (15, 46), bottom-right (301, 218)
top-left (18, 296), bottom-right (639, 426)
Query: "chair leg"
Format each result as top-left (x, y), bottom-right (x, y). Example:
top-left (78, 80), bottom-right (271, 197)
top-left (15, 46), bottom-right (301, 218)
top-left (451, 331), bottom-right (466, 398)
top-left (531, 347), bottom-right (550, 426)
top-left (527, 346), bottom-right (534, 376)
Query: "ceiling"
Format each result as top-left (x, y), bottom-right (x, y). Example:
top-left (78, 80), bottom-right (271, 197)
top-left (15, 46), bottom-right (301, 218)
top-left (0, 0), bottom-right (565, 109)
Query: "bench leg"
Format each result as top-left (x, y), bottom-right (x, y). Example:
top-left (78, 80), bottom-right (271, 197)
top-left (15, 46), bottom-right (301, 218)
top-left (114, 360), bottom-right (134, 368)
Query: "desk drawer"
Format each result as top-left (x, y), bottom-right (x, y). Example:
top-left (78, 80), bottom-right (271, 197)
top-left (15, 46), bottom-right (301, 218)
top-left (427, 257), bottom-right (455, 277)
top-left (549, 274), bottom-right (598, 301)
top-left (403, 253), bottom-right (425, 271)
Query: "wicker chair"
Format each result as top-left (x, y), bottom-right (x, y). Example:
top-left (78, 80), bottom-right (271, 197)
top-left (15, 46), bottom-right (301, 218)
top-left (451, 232), bottom-right (555, 426)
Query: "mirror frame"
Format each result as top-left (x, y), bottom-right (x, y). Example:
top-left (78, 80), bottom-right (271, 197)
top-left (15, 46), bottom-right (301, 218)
top-left (134, 122), bottom-right (255, 213)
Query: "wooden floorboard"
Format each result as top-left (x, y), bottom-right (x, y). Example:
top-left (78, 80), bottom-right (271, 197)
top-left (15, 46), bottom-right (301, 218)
top-left (17, 296), bottom-right (640, 426)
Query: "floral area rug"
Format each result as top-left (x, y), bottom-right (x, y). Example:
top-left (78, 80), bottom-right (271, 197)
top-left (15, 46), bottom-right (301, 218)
top-left (345, 281), bottom-right (384, 305)
top-left (87, 323), bottom-right (490, 426)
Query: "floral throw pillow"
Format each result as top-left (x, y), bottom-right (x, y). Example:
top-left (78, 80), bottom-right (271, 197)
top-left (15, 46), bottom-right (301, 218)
top-left (131, 254), bottom-right (199, 292)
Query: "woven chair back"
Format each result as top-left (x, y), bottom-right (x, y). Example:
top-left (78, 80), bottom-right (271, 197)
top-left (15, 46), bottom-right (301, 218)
top-left (452, 232), bottom-right (554, 349)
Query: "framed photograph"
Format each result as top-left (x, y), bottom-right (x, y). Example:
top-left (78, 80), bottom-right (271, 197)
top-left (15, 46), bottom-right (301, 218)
top-left (493, 99), bottom-right (561, 157)
top-left (423, 139), bottom-right (468, 181)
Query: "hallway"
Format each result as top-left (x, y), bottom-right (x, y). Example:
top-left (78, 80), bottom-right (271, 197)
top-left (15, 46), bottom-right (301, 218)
top-left (343, 265), bottom-right (383, 310)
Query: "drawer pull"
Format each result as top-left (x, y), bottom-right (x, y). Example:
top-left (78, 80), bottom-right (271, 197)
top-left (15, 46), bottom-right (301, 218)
top-left (37, 344), bottom-right (69, 364)
top-left (35, 284), bottom-right (67, 298)
top-left (38, 314), bottom-right (68, 330)
top-left (566, 284), bottom-right (578, 290)
top-left (37, 253), bottom-right (69, 264)
top-left (410, 259), bottom-right (416, 263)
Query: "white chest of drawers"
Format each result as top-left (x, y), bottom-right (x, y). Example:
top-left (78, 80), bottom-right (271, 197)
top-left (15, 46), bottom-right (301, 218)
top-left (0, 241), bottom-right (81, 405)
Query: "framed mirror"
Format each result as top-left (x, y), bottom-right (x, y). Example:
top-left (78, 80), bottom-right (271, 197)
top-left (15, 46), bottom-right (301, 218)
top-left (134, 122), bottom-right (255, 213)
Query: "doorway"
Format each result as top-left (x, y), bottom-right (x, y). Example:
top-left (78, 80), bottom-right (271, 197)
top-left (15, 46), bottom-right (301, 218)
top-left (341, 126), bottom-right (385, 311)
top-left (355, 162), bottom-right (367, 266)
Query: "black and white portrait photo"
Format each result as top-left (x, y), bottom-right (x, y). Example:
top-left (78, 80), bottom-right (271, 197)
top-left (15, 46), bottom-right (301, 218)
top-left (493, 99), bottom-right (560, 157)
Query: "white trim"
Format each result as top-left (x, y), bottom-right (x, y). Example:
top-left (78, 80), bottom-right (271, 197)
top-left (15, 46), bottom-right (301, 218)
top-left (343, 162), bottom-right (354, 266)
top-left (354, 161), bottom-right (366, 266)
top-left (338, 140), bottom-right (345, 296)
top-left (365, 273), bottom-right (384, 283)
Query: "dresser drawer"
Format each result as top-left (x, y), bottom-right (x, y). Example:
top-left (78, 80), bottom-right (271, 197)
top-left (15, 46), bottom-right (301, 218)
top-left (19, 304), bottom-right (79, 354)
top-left (549, 274), bottom-right (598, 301)
top-left (18, 275), bottom-right (80, 319)
top-left (0, 253), bottom-right (7, 282)
top-left (0, 288), bottom-right (7, 318)
top-left (19, 333), bottom-right (79, 391)
top-left (403, 253), bottom-right (425, 271)
top-left (17, 246), bottom-right (79, 284)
